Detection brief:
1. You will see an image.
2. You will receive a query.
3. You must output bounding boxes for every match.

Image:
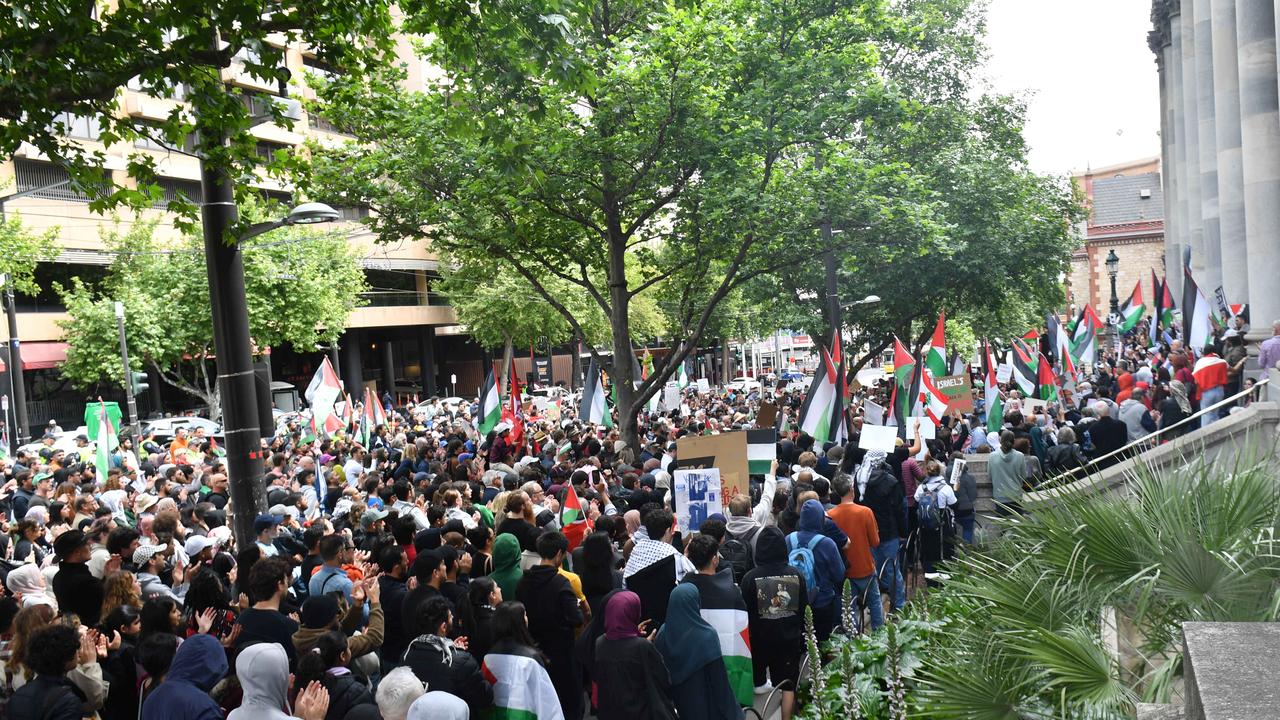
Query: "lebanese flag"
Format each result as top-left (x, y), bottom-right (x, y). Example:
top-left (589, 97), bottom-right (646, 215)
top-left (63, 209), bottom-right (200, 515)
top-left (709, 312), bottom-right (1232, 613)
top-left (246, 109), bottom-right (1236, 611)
top-left (1192, 355), bottom-right (1228, 393)
top-left (919, 370), bottom-right (950, 424)
top-left (560, 480), bottom-right (591, 551)
top-left (482, 652), bottom-right (565, 720)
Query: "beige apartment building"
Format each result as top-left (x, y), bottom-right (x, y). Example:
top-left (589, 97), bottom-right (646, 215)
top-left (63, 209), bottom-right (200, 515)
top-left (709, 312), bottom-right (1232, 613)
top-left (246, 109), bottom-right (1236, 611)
top-left (1, 35), bottom-right (491, 431)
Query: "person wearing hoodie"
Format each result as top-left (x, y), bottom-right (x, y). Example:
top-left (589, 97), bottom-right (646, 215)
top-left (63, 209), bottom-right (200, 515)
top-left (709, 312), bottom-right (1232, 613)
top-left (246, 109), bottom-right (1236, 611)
top-left (740, 527), bottom-right (807, 720)
top-left (489, 533), bottom-right (524, 602)
top-left (785, 499), bottom-right (845, 641)
top-left (1119, 386), bottom-right (1157, 442)
top-left (401, 596), bottom-right (492, 715)
top-left (516, 530), bottom-right (586, 720)
top-left (140, 633), bottom-right (227, 720)
top-left (228, 642), bottom-right (330, 720)
top-left (292, 579), bottom-right (384, 665)
top-left (406, 691), bottom-right (469, 720)
top-left (856, 450), bottom-right (907, 612)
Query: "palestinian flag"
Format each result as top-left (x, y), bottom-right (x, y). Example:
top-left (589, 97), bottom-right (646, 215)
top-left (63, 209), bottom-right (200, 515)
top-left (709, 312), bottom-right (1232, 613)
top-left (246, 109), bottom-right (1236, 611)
top-left (1070, 305), bottom-right (1102, 365)
top-left (984, 341), bottom-right (1004, 432)
top-left (1150, 270), bottom-right (1165, 345)
top-left (359, 388), bottom-right (378, 446)
top-left (1119, 281), bottom-right (1145, 334)
top-left (481, 652), bottom-right (564, 720)
top-left (581, 357), bottom-right (612, 427)
top-left (919, 370), bottom-right (950, 424)
top-left (304, 357), bottom-right (344, 436)
top-left (1060, 344), bottom-right (1078, 391)
top-left (925, 312), bottom-right (947, 379)
top-left (796, 343), bottom-right (839, 444)
top-left (830, 330), bottom-right (848, 444)
top-left (689, 576), bottom-right (754, 707)
top-left (560, 480), bottom-right (590, 551)
top-left (1009, 338), bottom-right (1038, 396)
top-left (747, 428), bottom-right (776, 475)
top-left (370, 386), bottom-right (388, 427)
top-left (888, 336), bottom-right (916, 426)
top-left (1046, 313), bottom-right (1070, 367)
top-left (1037, 353), bottom-right (1058, 402)
top-left (1159, 278), bottom-right (1177, 327)
top-left (678, 360), bottom-right (689, 389)
top-left (1182, 266), bottom-right (1215, 354)
top-left (92, 401), bottom-right (118, 481)
top-left (478, 364), bottom-right (502, 435)
top-left (502, 363), bottom-right (525, 448)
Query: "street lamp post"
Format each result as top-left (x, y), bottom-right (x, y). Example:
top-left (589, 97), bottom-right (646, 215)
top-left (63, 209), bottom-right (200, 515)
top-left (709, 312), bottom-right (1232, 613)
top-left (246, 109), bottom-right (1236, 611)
top-left (1105, 249), bottom-right (1121, 354)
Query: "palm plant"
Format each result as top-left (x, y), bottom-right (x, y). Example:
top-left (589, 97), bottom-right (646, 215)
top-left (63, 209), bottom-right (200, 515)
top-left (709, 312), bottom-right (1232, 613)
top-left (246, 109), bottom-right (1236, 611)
top-left (904, 447), bottom-right (1280, 718)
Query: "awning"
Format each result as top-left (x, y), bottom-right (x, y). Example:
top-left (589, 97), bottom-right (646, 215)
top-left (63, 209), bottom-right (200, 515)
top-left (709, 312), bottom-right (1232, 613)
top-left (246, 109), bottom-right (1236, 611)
top-left (19, 341), bottom-right (69, 370)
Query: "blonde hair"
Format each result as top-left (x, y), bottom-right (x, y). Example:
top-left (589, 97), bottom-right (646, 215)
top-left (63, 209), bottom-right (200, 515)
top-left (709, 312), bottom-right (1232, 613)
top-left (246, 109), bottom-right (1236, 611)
top-left (7, 604), bottom-right (55, 673)
top-left (101, 570), bottom-right (142, 620)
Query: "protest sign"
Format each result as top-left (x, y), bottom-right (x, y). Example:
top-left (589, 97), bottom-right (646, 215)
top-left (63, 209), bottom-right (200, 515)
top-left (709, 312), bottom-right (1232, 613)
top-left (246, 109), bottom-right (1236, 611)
top-left (862, 399), bottom-right (885, 426)
top-left (675, 431), bottom-right (749, 505)
top-left (673, 468), bottom-right (722, 533)
top-left (696, 378), bottom-right (711, 394)
top-left (663, 381), bottom-right (681, 411)
top-left (858, 425), bottom-right (898, 453)
top-left (996, 364), bottom-right (1013, 384)
top-left (1022, 398), bottom-right (1047, 413)
top-left (935, 374), bottom-right (974, 413)
top-left (755, 401), bottom-right (778, 429)
top-left (906, 416), bottom-right (937, 440)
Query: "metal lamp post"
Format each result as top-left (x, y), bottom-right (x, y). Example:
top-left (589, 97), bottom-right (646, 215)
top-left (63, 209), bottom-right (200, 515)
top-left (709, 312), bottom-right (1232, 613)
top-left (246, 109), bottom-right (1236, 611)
top-left (1105, 249), bottom-right (1121, 354)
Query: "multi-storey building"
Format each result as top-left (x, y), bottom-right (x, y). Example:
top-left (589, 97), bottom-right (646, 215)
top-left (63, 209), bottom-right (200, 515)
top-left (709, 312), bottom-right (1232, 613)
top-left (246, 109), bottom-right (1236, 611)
top-left (0, 38), bottom-right (488, 432)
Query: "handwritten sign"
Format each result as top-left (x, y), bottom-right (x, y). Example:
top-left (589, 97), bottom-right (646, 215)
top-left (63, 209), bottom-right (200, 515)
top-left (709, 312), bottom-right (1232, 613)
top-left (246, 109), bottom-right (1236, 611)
top-left (935, 374), bottom-right (974, 413)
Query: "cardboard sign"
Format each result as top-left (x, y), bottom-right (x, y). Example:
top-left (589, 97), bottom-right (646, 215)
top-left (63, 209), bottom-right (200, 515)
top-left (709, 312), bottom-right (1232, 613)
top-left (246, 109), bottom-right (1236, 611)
top-left (906, 416), bottom-right (937, 440)
top-left (862, 399), bottom-right (885, 426)
top-left (996, 364), bottom-right (1013, 384)
top-left (935, 374), bottom-right (974, 413)
top-left (675, 430), bottom-right (749, 505)
top-left (858, 425), bottom-right (898, 453)
top-left (755, 401), bottom-right (779, 429)
top-left (673, 468), bottom-right (722, 533)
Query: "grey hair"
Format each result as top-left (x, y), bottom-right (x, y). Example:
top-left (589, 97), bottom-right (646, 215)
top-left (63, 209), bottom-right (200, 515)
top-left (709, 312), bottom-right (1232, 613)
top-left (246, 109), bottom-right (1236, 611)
top-left (1092, 401), bottom-right (1110, 417)
top-left (376, 667), bottom-right (426, 720)
top-left (1056, 427), bottom-right (1076, 445)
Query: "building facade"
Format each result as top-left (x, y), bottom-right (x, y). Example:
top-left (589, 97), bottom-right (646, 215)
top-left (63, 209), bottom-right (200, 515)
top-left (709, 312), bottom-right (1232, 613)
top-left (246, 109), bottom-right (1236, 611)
top-left (1, 37), bottom-right (479, 434)
top-left (1149, 0), bottom-right (1280, 344)
top-left (1068, 158), bottom-right (1168, 317)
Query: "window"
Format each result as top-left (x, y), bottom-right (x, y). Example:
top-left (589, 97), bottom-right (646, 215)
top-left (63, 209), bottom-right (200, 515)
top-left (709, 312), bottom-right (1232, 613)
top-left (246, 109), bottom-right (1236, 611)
top-left (233, 44), bottom-right (262, 66)
top-left (133, 121), bottom-right (197, 153)
top-left (127, 76), bottom-right (189, 101)
top-left (362, 269), bottom-right (423, 307)
top-left (336, 204), bottom-right (370, 221)
top-left (13, 159), bottom-right (103, 202)
top-left (254, 140), bottom-right (292, 164)
top-left (306, 112), bottom-right (344, 134)
top-left (256, 188), bottom-right (294, 206)
top-left (13, 262), bottom-right (110, 313)
top-left (153, 177), bottom-right (204, 207)
top-left (302, 55), bottom-right (340, 83)
top-left (47, 112), bottom-right (102, 140)
top-left (240, 91), bottom-right (276, 118)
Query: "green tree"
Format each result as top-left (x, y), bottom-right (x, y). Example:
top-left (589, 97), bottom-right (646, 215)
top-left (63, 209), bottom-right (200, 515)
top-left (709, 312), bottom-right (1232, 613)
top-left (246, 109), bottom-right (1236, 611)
top-left (58, 218), bottom-right (366, 418)
top-left (0, 214), bottom-right (58, 295)
top-left (309, 0), bottom-right (959, 446)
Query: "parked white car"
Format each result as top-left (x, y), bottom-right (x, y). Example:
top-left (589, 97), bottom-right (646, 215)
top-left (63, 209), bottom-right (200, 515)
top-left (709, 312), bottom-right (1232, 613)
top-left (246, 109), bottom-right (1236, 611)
top-left (726, 376), bottom-right (762, 393)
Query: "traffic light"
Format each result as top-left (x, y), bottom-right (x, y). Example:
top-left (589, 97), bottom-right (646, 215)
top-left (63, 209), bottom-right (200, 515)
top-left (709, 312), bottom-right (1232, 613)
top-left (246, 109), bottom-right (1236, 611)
top-left (129, 371), bottom-right (150, 396)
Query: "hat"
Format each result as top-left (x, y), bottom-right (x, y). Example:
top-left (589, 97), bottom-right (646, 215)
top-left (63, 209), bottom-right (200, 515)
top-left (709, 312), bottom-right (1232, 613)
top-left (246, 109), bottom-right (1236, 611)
top-left (53, 529), bottom-right (89, 560)
top-left (361, 507), bottom-right (389, 528)
top-left (253, 513), bottom-right (284, 535)
top-left (47, 419), bottom-right (57, 426)
top-left (184, 535), bottom-right (217, 558)
top-left (32, 472), bottom-right (51, 484)
top-left (133, 544), bottom-right (167, 566)
top-left (495, 422), bottom-right (512, 434)
top-left (208, 525), bottom-right (233, 547)
top-left (75, 434), bottom-right (88, 442)
top-left (267, 503), bottom-right (290, 517)
top-left (300, 594), bottom-right (340, 629)
top-left (134, 494), bottom-right (159, 513)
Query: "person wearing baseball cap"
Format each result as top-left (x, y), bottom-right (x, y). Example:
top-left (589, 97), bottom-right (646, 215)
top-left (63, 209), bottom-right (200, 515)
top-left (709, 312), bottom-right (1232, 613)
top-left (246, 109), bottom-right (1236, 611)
top-left (51, 529), bottom-right (116, 625)
top-left (135, 543), bottom-right (184, 602)
top-left (184, 535), bottom-right (217, 565)
top-left (254, 513), bottom-right (284, 558)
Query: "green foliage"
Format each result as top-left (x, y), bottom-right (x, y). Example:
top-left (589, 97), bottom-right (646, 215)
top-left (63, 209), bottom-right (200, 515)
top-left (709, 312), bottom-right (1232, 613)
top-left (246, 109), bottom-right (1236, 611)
top-left (0, 214), bottom-right (58, 296)
top-left (57, 212), bottom-right (365, 416)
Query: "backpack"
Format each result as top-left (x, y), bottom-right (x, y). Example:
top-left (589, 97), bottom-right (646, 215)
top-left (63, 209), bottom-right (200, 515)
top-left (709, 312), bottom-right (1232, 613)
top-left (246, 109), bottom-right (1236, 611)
top-left (786, 534), bottom-right (824, 604)
top-left (916, 482), bottom-right (945, 531)
top-left (719, 529), bottom-right (756, 584)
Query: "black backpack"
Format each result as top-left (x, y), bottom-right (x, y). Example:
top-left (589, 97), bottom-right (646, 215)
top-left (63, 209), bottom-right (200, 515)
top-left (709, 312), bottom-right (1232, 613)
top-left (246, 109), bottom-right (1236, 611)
top-left (720, 526), bottom-right (758, 584)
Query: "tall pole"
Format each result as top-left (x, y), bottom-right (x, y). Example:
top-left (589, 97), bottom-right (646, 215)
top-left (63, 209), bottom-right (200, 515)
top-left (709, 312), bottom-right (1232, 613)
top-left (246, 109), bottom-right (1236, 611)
top-left (0, 277), bottom-right (29, 445)
top-left (200, 131), bottom-right (267, 549)
top-left (815, 150), bottom-right (842, 347)
top-left (114, 302), bottom-right (139, 437)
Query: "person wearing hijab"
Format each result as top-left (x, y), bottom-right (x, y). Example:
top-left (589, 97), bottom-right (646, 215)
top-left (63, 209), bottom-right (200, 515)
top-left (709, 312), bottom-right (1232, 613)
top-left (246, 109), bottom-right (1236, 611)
top-left (1158, 379), bottom-right (1193, 440)
top-left (655, 584), bottom-right (744, 720)
top-left (406, 691), bottom-right (469, 720)
top-left (489, 533), bottom-right (523, 601)
top-left (140, 634), bottom-right (227, 720)
top-left (592, 591), bottom-right (677, 720)
top-left (6, 563), bottom-right (58, 611)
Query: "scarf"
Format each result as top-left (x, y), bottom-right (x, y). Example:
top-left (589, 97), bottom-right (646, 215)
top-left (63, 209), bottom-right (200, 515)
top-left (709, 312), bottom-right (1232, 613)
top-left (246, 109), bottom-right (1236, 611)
top-left (603, 590), bottom-right (643, 640)
top-left (622, 537), bottom-right (677, 578)
top-left (655, 584), bottom-right (723, 685)
top-left (1169, 380), bottom-right (1193, 414)
top-left (406, 633), bottom-right (455, 666)
top-left (855, 450), bottom-right (887, 498)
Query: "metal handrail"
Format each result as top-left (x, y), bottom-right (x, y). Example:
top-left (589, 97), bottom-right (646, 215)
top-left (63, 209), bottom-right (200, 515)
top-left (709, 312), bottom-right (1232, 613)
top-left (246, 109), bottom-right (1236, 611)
top-left (1034, 376), bottom-right (1271, 491)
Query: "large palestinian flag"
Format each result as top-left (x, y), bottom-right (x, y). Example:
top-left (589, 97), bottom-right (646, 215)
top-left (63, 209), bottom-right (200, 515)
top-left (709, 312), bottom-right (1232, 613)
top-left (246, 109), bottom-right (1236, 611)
top-left (1070, 305), bottom-right (1102, 365)
top-left (797, 343), bottom-right (839, 444)
top-left (984, 341), bottom-right (1004, 432)
top-left (888, 336), bottom-right (916, 426)
top-left (1118, 280), bottom-right (1145, 334)
top-left (581, 357), bottom-right (612, 427)
top-left (1182, 266), bottom-right (1215, 353)
top-left (477, 364), bottom-right (502, 436)
top-left (482, 652), bottom-right (565, 720)
top-left (924, 312), bottom-right (947, 378)
top-left (688, 576), bottom-right (753, 707)
top-left (1009, 338), bottom-right (1039, 396)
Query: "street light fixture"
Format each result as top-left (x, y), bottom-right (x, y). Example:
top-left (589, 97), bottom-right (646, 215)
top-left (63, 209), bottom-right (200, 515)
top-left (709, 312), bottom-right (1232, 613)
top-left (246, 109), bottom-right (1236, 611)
top-left (241, 201), bottom-right (340, 240)
top-left (1105, 249), bottom-right (1121, 352)
top-left (841, 294), bottom-right (880, 308)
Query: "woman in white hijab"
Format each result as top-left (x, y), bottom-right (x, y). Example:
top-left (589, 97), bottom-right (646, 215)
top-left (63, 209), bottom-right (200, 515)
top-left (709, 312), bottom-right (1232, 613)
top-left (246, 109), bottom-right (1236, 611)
top-left (407, 691), bottom-right (469, 720)
top-left (99, 489), bottom-right (130, 525)
top-left (5, 563), bottom-right (57, 611)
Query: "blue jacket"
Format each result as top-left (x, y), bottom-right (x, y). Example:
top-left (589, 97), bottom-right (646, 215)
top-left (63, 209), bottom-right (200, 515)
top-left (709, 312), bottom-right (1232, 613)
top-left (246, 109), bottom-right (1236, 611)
top-left (140, 634), bottom-right (227, 720)
top-left (788, 500), bottom-right (847, 609)
top-left (309, 564), bottom-right (355, 602)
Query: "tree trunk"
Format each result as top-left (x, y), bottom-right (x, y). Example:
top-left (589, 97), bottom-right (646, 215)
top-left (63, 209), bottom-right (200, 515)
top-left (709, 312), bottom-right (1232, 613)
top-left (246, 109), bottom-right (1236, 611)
top-left (501, 336), bottom-right (514, 390)
top-left (570, 337), bottom-right (582, 389)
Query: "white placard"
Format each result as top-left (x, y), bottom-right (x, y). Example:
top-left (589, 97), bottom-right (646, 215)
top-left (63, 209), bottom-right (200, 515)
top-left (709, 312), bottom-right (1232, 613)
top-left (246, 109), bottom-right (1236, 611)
top-left (696, 378), bottom-right (711, 394)
top-left (664, 381), bottom-right (681, 411)
top-left (673, 468), bottom-right (721, 534)
top-left (863, 400), bottom-right (885, 426)
top-left (996, 364), bottom-right (1013, 384)
top-left (1022, 398), bottom-right (1047, 414)
top-left (858, 425), bottom-right (898, 453)
top-left (906, 416), bottom-right (937, 440)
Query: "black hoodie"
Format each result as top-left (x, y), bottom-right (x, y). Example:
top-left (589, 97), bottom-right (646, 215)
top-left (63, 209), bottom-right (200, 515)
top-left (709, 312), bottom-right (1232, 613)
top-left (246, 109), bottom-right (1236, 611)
top-left (859, 466), bottom-right (904, 540)
top-left (515, 565), bottom-right (584, 664)
top-left (739, 527), bottom-right (807, 646)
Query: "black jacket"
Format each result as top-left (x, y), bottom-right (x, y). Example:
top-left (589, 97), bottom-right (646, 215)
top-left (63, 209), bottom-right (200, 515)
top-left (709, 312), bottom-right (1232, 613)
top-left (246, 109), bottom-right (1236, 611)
top-left (858, 468), bottom-right (904, 540)
top-left (1089, 416), bottom-right (1129, 467)
top-left (377, 575), bottom-right (410, 663)
top-left (320, 673), bottom-right (375, 720)
top-left (402, 636), bottom-right (493, 715)
top-left (8, 674), bottom-right (85, 720)
top-left (52, 561), bottom-right (105, 626)
top-left (593, 636), bottom-right (678, 720)
top-left (739, 527), bottom-right (808, 647)
top-left (515, 566), bottom-right (583, 665)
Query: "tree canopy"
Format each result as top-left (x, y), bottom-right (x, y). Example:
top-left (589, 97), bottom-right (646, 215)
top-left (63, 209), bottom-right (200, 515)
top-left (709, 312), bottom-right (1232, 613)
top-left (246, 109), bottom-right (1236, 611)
top-left (58, 209), bottom-right (366, 418)
top-left (0, 214), bottom-right (58, 296)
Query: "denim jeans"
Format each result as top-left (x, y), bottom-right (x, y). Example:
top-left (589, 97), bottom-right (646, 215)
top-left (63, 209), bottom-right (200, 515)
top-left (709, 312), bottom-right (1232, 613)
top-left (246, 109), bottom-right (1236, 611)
top-left (873, 537), bottom-right (906, 610)
top-left (955, 509), bottom-right (975, 545)
top-left (847, 574), bottom-right (885, 631)
top-left (1200, 385), bottom-right (1225, 428)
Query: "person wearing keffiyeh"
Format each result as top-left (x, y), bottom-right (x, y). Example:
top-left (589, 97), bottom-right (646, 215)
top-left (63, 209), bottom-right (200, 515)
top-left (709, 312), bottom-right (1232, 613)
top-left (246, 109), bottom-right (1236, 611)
top-left (622, 509), bottom-right (695, 583)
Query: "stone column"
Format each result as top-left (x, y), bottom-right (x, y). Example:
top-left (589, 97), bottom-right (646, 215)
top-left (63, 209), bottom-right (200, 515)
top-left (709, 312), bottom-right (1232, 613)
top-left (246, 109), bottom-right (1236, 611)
top-left (417, 326), bottom-right (437, 396)
top-left (1181, 0), bottom-right (1205, 278)
top-left (1167, 0), bottom-right (1188, 298)
top-left (341, 331), bottom-right (363, 394)
top-left (1212, 0), bottom-right (1248, 305)
top-left (1195, 0), bottom-right (1223, 293)
top-left (1238, 0), bottom-right (1280, 344)
top-left (1152, 2), bottom-right (1179, 294)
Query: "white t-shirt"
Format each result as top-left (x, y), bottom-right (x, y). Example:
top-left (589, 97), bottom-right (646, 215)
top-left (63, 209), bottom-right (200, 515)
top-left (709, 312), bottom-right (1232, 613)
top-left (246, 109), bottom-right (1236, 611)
top-left (914, 476), bottom-right (957, 507)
